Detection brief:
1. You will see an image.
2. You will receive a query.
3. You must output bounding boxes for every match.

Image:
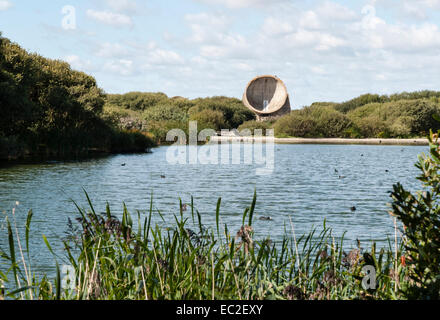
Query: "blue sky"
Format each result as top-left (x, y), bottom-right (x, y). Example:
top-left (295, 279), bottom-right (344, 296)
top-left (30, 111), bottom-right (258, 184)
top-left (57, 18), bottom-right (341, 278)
top-left (1, 0), bottom-right (440, 108)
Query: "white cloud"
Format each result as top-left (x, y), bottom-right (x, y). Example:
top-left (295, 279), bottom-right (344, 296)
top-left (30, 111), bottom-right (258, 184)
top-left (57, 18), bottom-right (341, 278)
top-left (315, 1), bottom-right (358, 21)
top-left (310, 66), bottom-right (328, 75)
top-left (396, 0), bottom-right (440, 20)
top-left (359, 16), bottom-right (440, 51)
top-left (147, 49), bottom-right (185, 65)
top-left (185, 13), bottom-right (230, 43)
top-left (421, 0), bottom-right (440, 9)
top-left (299, 11), bottom-right (321, 30)
top-left (95, 42), bottom-right (130, 58)
top-left (64, 55), bottom-right (96, 72)
top-left (402, 2), bottom-right (427, 19)
top-left (86, 10), bottom-right (133, 27)
top-left (56, 0), bottom-right (440, 105)
top-left (194, 0), bottom-right (287, 9)
top-left (104, 59), bottom-right (134, 76)
top-left (263, 17), bottom-right (294, 36)
top-left (0, 0), bottom-right (12, 11)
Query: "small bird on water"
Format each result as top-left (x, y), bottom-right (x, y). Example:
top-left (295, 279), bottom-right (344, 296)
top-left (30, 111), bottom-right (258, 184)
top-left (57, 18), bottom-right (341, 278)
top-left (259, 216), bottom-right (273, 221)
top-left (121, 163), bottom-right (126, 167)
top-left (160, 175), bottom-right (166, 179)
top-left (350, 206), bottom-right (357, 212)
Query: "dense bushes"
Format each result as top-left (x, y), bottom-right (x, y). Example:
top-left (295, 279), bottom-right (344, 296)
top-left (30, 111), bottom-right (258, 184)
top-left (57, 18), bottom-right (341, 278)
top-left (106, 92), bottom-right (169, 111)
top-left (188, 97), bottom-right (255, 129)
top-left (390, 131), bottom-right (440, 299)
top-left (0, 34), bottom-right (154, 159)
top-left (273, 105), bottom-right (353, 138)
top-left (190, 109), bottom-right (226, 131)
top-left (105, 94), bottom-right (256, 143)
top-left (107, 88), bottom-right (440, 140)
top-left (274, 94), bottom-right (440, 139)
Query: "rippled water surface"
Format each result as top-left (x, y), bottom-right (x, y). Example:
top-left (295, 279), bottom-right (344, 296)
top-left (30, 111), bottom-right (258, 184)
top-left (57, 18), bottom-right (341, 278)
top-left (0, 144), bottom-right (428, 274)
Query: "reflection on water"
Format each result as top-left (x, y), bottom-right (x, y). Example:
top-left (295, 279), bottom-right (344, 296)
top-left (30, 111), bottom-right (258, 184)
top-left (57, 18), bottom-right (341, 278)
top-left (0, 144), bottom-right (427, 275)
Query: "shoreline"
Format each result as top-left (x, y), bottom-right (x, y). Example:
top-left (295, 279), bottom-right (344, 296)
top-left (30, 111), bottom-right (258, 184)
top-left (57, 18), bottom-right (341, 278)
top-left (211, 136), bottom-right (429, 146)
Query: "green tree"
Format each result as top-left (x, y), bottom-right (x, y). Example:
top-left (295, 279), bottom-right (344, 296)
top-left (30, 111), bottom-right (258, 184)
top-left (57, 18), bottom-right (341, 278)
top-left (390, 131), bottom-right (440, 299)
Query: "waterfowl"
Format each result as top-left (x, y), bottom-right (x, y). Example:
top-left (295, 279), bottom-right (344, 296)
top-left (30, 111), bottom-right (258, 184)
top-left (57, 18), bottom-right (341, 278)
top-left (160, 175), bottom-right (166, 179)
top-left (259, 216), bottom-right (273, 221)
top-left (350, 206), bottom-right (357, 212)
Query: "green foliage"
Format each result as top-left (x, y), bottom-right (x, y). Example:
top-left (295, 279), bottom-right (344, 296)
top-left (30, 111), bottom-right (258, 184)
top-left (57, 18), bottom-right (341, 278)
top-left (274, 113), bottom-right (318, 138)
top-left (144, 103), bottom-right (189, 122)
top-left (105, 94), bottom-right (255, 143)
top-left (189, 96), bottom-right (255, 129)
top-left (390, 131), bottom-right (440, 299)
top-left (110, 130), bottom-right (155, 153)
top-left (335, 94), bottom-right (387, 113)
top-left (147, 120), bottom-right (188, 144)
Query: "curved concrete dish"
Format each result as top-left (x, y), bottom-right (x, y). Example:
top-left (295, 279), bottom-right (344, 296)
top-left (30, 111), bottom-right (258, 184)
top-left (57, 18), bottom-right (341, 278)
top-left (243, 75), bottom-right (291, 120)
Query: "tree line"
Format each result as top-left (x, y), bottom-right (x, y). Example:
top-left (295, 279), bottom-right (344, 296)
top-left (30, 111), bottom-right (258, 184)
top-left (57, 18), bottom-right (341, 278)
top-left (272, 93), bottom-right (440, 139)
top-left (103, 93), bottom-right (255, 143)
top-left (105, 90), bottom-right (440, 141)
top-left (2, 32), bottom-right (439, 161)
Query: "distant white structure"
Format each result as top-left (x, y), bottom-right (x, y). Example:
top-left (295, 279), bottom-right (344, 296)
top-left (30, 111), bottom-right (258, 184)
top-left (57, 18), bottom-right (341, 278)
top-left (243, 75), bottom-right (291, 121)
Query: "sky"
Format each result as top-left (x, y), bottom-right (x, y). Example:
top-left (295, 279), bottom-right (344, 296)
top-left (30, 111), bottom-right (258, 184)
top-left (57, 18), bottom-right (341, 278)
top-left (0, 0), bottom-right (440, 108)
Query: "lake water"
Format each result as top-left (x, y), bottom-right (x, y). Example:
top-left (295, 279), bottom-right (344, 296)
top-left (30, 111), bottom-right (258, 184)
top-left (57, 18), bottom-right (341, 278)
top-left (0, 144), bottom-right (428, 275)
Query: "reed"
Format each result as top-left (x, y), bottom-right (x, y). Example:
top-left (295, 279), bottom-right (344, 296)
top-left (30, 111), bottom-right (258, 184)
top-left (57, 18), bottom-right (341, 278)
top-left (0, 191), bottom-right (407, 300)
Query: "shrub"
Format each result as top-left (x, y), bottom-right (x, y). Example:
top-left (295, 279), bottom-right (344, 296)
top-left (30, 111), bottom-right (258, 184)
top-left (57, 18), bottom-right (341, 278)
top-left (390, 131), bottom-right (440, 299)
top-left (274, 114), bottom-right (318, 138)
top-left (110, 129), bottom-right (156, 153)
top-left (190, 109), bottom-right (226, 132)
top-left (106, 92), bottom-right (169, 111)
top-left (189, 96), bottom-right (255, 129)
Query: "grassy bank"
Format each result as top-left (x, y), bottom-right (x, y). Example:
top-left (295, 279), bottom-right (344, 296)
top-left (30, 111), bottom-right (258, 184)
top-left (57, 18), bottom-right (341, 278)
top-left (106, 91), bottom-right (440, 143)
top-left (0, 192), bottom-right (405, 300)
top-left (270, 93), bottom-right (440, 139)
top-left (1, 132), bottom-right (439, 300)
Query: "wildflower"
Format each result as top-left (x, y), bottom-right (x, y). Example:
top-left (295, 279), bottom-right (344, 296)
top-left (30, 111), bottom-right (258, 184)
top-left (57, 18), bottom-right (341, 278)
top-left (319, 250), bottom-right (328, 260)
top-left (235, 225), bottom-right (254, 254)
top-left (343, 249), bottom-right (361, 269)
